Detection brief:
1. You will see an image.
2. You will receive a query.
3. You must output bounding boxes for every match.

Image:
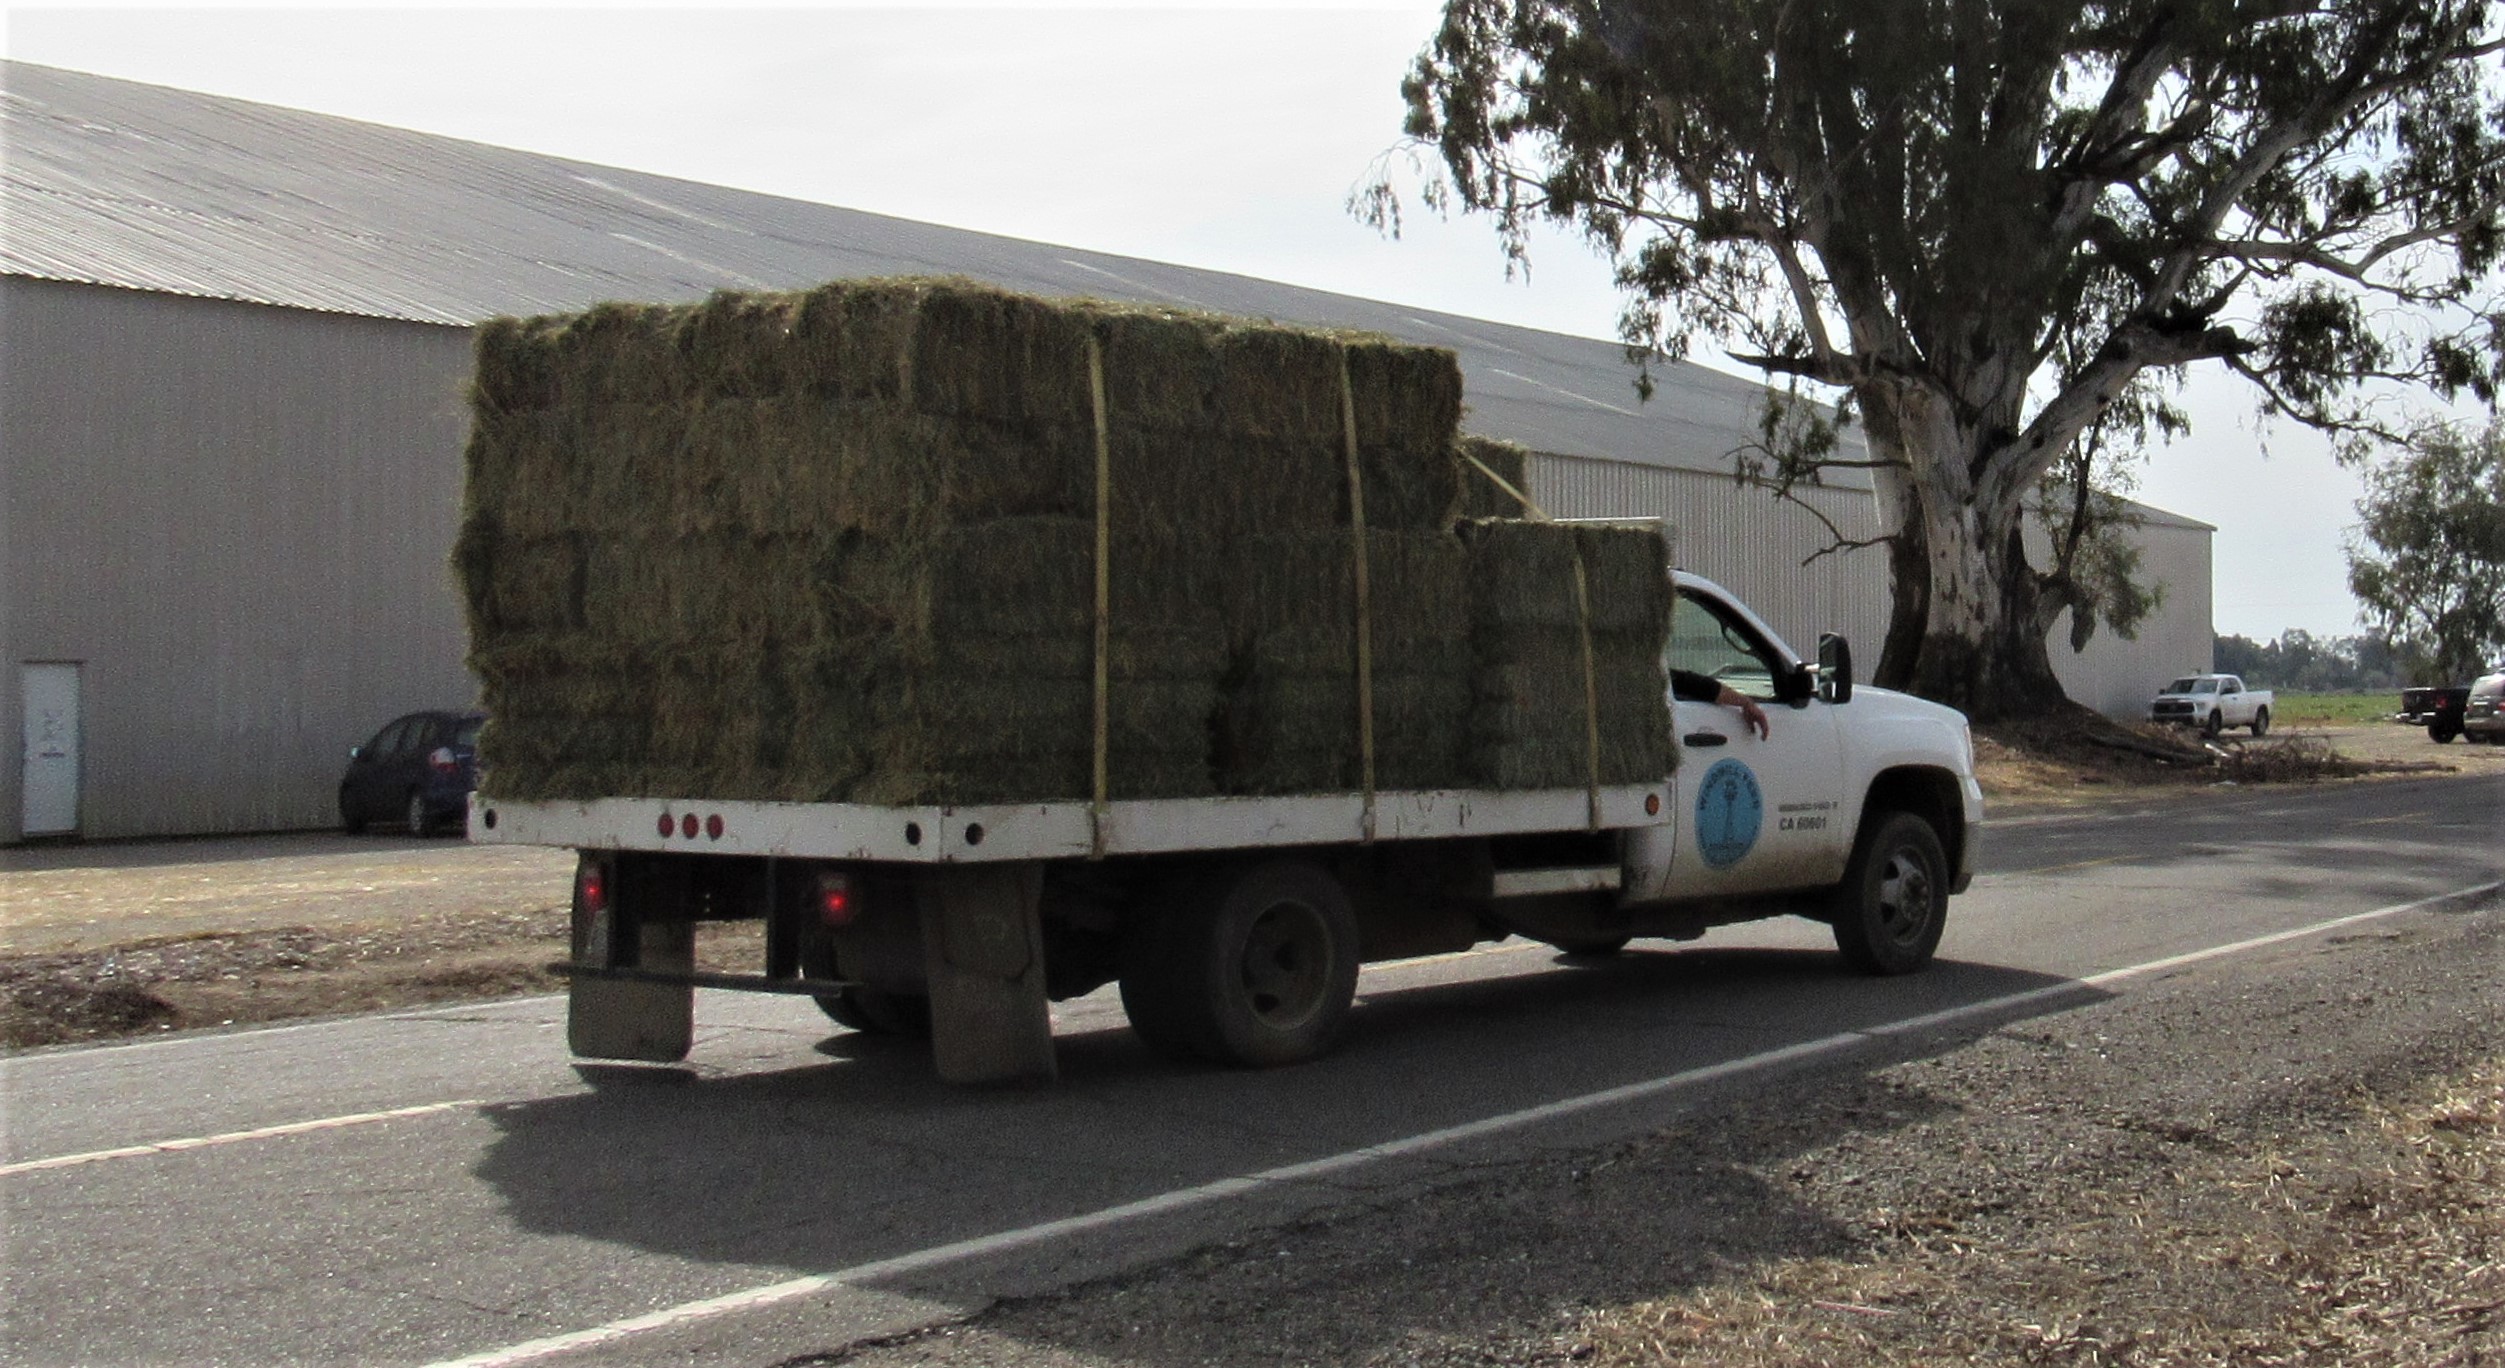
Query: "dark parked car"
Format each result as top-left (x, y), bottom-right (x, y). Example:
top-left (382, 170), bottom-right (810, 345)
top-left (2399, 684), bottom-right (2471, 742)
top-left (339, 710), bottom-right (485, 836)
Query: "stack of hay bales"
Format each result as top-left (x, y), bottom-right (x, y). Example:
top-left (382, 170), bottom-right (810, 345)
top-left (457, 278), bottom-right (1672, 806)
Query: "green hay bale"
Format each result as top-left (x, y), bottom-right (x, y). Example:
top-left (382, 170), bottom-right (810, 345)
top-left (1208, 328), bottom-right (1343, 442)
top-left (933, 627), bottom-right (1234, 683)
top-left (862, 675), bottom-right (1220, 804)
top-left (1094, 308), bottom-right (1222, 433)
top-left (462, 278), bottom-right (1491, 806)
top-left (1454, 436), bottom-right (1534, 521)
top-left (924, 517), bottom-right (1233, 639)
top-left (1345, 340), bottom-right (1463, 460)
top-left (471, 316), bottom-right (566, 414)
top-left (908, 280), bottom-right (1096, 429)
top-left (467, 533), bottom-right (586, 633)
top-left (1107, 430), bottom-right (1344, 539)
top-left (460, 410), bottom-right (577, 540)
top-left (1467, 646), bottom-right (1674, 787)
top-left (1225, 531), bottom-right (1471, 661)
top-left (787, 280), bottom-right (922, 405)
top-left (1458, 519), bottom-right (1671, 635)
top-left (674, 292), bottom-right (801, 401)
top-left (578, 534), bottom-right (833, 649)
top-left (546, 302), bottom-right (690, 410)
top-left (1211, 670), bottom-right (1471, 795)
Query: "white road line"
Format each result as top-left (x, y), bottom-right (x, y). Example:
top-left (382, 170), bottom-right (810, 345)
top-left (422, 879), bottom-right (2501, 1368)
top-left (0, 1100), bottom-right (482, 1177)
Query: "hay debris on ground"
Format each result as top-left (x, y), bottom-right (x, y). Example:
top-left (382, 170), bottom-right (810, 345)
top-left (460, 278), bottom-right (1673, 806)
top-left (1576, 1058), bottom-right (2505, 1367)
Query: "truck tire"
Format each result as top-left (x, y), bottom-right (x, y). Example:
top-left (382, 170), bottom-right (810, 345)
top-left (2250, 707), bottom-right (2269, 737)
top-left (2431, 719), bottom-right (2461, 743)
top-left (1830, 811), bottom-right (1948, 976)
top-left (1119, 859), bottom-right (1361, 1068)
top-left (798, 935), bottom-right (933, 1038)
top-left (2203, 710), bottom-right (2223, 738)
top-left (815, 986), bottom-right (933, 1039)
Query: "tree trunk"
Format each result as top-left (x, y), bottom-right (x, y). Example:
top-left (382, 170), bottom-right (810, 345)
top-left (1863, 393), bottom-right (2072, 723)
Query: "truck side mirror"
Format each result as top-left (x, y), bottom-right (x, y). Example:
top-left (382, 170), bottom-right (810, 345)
top-left (1818, 633), bottom-right (1854, 704)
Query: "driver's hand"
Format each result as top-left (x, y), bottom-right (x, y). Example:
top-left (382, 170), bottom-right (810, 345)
top-left (1716, 684), bottom-right (1772, 741)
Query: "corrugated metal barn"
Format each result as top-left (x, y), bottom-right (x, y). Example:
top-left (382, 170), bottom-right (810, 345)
top-left (0, 61), bottom-right (2212, 841)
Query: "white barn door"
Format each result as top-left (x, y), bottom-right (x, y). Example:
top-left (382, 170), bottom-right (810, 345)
top-left (20, 663), bottom-right (82, 837)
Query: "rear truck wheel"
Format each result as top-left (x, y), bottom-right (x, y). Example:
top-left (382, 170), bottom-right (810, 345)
top-left (799, 933), bottom-right (934, 1039)
top-left (2250, 707), bottom-right (2270, 737)
top-left (338, 787), bottom-right (364, 835)
top-left (2431, 719), bottom-right (2461, 743)
top-left (404, 790), bottom-right (431, 838)
top-left (816, 986), bottom-right (934, 1038)
top-left (1120, 859), bottom-right (1362, 1068)
top-left (1830, 811), bottom-right (1949, 976)
top-left (2203, 710), bottom-right (2223, 738)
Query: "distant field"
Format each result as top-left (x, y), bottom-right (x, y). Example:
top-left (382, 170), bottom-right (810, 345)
top-left (2270, 691), bottom-right (2397, 726)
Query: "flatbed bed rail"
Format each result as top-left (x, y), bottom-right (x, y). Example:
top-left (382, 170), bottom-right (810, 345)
top-left (470, 783), bottom-right (1671, 863)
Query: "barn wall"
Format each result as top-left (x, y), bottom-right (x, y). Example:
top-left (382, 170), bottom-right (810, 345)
top-left (1, 278), bottom-right (477, 839)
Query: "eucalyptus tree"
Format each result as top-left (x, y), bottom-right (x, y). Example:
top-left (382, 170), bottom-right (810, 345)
top-left (2347, 419), bottom-right (2505, 683)
top-left (1376, 0), bottom-right (2505, 717)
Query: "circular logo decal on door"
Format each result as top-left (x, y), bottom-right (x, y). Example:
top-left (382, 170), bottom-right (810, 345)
top-left (1694, 758), bottom-right (1764, 869)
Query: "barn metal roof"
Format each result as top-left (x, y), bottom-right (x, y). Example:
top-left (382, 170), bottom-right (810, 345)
top-left (0, 59), bottom-right (2214, 527)
top-left (0, 59), bottom-right (1825, 483)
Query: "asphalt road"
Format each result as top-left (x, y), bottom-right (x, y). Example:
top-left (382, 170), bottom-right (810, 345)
top-left (4, 775), bottom-right (2498, 1368)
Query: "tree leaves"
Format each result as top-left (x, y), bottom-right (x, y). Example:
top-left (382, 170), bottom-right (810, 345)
top-left (2345, 420), bottom-right (2505, 683)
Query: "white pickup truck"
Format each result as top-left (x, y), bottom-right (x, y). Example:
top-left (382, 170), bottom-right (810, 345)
top-left (2149, 674), bottom-right (2274, 737)
top-left (471, 571), bottom-right (1982, 1083)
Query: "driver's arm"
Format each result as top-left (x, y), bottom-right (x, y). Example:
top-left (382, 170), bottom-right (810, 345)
top-left (1669, 669), bottom-right (1773, 740)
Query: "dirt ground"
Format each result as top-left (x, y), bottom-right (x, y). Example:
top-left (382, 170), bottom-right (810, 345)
top-left (1, 719), bottom-right (2494, 1051)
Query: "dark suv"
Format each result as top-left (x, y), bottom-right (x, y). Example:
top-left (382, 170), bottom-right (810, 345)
top-left (2400, 684), bottom-right (2472, 742)
top-left (340, 710), bottom-right (486, 836)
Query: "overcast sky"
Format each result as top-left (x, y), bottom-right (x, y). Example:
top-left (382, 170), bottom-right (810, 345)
top-left (4, 3), bottom-right (2415, 642)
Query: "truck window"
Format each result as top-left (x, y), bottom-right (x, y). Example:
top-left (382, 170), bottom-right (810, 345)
top-left (1668, 589), bottom-right (1781, 699)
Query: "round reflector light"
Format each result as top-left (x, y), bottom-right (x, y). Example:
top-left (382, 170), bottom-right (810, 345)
top-left (680, 813), bottom-right (700, 838)
top-left (656, 813), bottom-right (675, 838)
top-left (705, 814), bottom-right (724, 839)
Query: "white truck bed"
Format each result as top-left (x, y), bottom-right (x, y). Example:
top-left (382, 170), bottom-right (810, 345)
top-left (468, 782), bottom-right (1673, 864)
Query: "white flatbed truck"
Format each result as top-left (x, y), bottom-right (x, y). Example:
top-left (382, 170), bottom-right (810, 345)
top-left (469, 572), bottom-right (1982, 1083)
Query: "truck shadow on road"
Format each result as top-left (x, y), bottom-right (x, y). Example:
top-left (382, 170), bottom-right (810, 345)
top-left (469, 946), bottom-right (2093, 1355)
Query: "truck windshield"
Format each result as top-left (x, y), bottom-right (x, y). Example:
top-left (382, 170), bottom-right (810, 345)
top-left (2165, 677), bottom-right (2215, 694)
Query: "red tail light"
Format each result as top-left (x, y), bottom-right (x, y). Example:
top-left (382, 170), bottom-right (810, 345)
top-left (429, 746), bottom-right (458, 776)
top-left (817, 872), bottom-right (859, 928)
top-left (575, 859), bottom-right (609, 916)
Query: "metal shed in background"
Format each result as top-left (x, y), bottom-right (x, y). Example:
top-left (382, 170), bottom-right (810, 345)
top-left (0, 61), bottom-right (2211, 840)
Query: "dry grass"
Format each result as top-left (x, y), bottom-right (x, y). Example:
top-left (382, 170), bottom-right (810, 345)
top-left (1578, 1060), bottom-right (2505, 1366)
